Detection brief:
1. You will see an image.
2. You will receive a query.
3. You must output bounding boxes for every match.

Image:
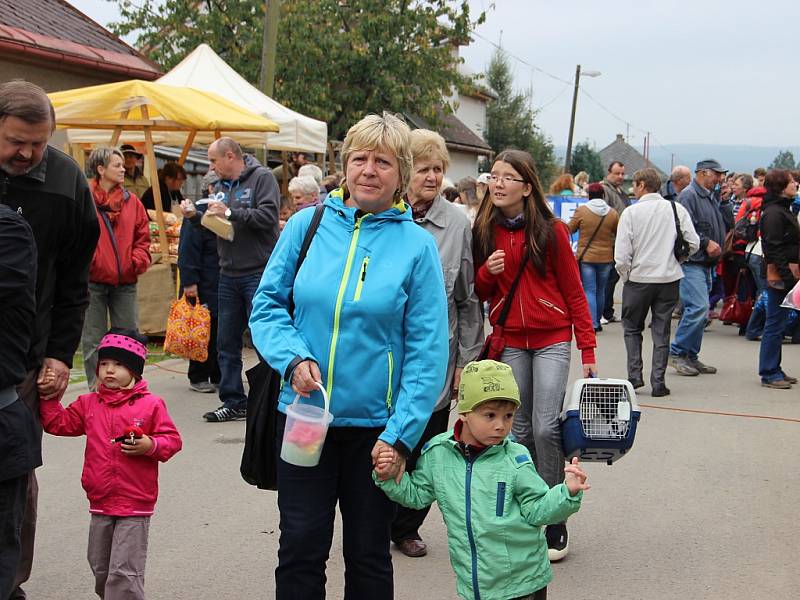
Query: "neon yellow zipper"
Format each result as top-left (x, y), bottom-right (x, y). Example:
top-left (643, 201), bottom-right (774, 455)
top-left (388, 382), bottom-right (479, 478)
top-left (326, 214), bottom-right (370, 399)
top-left (386, 350), bottom-right (394, 413)
top-left (353, 256), bottom-right (370, 301)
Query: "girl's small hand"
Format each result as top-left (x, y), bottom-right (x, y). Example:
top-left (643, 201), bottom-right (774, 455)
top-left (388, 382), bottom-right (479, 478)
top-left (564, 457), bottom-right (590, 497)
top-left (582, 363), bottom-right (598, 378)
top-left (121, 434), bottom-right (154, 456)
top-left (486, 250), bottom-right (506, 275)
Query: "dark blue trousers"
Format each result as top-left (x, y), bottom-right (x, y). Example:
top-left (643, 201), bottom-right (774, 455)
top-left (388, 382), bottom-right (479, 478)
top-left (275, 413), bottom-right (396, 600)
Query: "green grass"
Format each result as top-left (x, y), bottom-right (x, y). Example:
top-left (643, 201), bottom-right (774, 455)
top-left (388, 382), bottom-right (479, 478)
top-left (69, 342), bottom-right (178, 385)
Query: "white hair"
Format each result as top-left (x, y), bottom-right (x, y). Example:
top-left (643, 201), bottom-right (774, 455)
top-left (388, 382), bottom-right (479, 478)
top-left (288, 175), bottom-right (320, 196)
top-left (297, 164), bottom-right (323, 184)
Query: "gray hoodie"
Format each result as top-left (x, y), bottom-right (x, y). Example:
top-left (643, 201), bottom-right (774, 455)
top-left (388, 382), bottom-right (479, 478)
top-left (213, 154), bottom-right (280, 277)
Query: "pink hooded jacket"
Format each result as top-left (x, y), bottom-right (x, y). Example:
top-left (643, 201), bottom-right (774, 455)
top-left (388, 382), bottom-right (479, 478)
top-left (40, 379), bottom-right (182, 517)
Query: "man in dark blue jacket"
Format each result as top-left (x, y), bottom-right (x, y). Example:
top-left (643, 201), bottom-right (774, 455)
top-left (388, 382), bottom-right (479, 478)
top-left (669, 159), bottom-right (727, 376)
top-left (178, 201), bottom-right (221, 393)
top-left (0, 204), bottom-right (40, 600)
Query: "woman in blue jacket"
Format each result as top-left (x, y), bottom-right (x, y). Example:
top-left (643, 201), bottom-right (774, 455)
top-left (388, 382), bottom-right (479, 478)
top-left (249, 113), bottom-right (448, 599)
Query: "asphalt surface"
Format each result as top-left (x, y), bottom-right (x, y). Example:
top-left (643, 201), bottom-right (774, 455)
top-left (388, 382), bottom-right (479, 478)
top-left (24, 317), bottom-right (800, 599)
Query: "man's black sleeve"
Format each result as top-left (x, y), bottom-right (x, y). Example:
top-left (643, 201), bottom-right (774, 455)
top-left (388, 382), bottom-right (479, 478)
top-left (0, 207), bottom-right (38, 388)
top-left (46, 174), bottom-right (100, 366)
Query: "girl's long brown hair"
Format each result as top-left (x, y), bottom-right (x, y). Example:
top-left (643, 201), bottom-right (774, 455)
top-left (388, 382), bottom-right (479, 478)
top-left (472, 149), bottom-right (557, 276)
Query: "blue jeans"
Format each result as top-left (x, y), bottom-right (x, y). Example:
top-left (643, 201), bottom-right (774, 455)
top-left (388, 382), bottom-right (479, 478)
top-left (217, 272), bottom-right (262, 410)
top-left (745, 254), bottom-right (767, 339)
top-left (503, 343), bottom-right (571, 488)
top-left (758, 287), bottom-right (792, 383)
top-left (580, 262), bottom-right (613, 328)
top-left (670, 264), bottom-right (712, 360)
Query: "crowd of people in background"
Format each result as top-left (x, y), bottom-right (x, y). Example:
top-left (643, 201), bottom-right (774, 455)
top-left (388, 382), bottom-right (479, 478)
top-left (1, 78), bottom-right (798, 600)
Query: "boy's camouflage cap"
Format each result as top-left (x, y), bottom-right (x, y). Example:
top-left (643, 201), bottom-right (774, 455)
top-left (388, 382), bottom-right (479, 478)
top-left (457, 360), bottom-right (520, 413)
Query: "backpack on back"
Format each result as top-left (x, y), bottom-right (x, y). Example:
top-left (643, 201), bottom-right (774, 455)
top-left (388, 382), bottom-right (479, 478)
top-left (733, 198), bottom-right (761, 244)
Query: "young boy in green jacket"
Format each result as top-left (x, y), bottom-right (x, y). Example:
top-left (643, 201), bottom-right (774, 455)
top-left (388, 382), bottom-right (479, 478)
top-left (374, 360), bottom-right (590, 600)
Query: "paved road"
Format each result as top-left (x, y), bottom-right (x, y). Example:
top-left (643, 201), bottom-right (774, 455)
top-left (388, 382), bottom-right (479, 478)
top-left (24, 319), bottom-right (800, 599)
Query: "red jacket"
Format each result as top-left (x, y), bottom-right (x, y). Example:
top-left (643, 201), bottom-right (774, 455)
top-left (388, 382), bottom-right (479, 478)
top-left (40, 379), bottom-right (182, 517)
top-left (475, 221), bottom-right (596, 364)
top-left (89, 189), bottom-right (151, 285)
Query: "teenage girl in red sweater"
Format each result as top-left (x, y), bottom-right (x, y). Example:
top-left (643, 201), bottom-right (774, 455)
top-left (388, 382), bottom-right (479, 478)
top-left (472, 150), bottom-right (596, 561)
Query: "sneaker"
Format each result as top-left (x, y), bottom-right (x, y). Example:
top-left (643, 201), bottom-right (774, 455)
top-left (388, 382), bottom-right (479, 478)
top-left (203, 406), bottom-right (246, 422)
top-left (190, 381), bottom-right (216, 393)
top-left (669, 355), bottom-right (699, 376)
top-left (762, 379), bottom-right (792, 390)
top-left (600, 317), bottom-right (609, 325)
top-left (687, 358), bottom-right (717, 374)
top-left (546, 522), bottom-right (569, 561)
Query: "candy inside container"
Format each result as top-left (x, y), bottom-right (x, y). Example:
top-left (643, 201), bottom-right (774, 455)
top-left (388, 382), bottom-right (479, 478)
top-left (280, 385), bottom-right (332, 467)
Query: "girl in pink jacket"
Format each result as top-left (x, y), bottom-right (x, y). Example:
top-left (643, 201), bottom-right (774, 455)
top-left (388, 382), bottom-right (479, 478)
top-left (40, 329), bottom-right (182, 600)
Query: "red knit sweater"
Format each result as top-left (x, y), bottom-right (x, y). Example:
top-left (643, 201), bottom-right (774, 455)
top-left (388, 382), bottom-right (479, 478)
top-left (475, 220), bottom-right (596, 364)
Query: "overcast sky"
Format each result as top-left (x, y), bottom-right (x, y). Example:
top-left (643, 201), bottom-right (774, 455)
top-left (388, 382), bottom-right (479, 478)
top-left (70, 0), bottom-right (797, 150)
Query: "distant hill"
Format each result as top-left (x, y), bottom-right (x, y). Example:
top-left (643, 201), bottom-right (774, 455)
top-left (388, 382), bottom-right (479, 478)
top-left (555, 144), bottom-right (800, 175)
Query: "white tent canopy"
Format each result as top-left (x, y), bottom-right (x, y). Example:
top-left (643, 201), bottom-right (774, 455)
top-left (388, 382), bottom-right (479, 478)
top-left (159, 44), bottom-right (328, 153)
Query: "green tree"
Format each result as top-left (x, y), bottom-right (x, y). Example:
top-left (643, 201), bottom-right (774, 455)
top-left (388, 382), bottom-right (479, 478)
top-left (570, 141), bottom-right (604, 182)
top-left (769, 150), bottom-right (797, 170)
top-left (109, 0), bottom-right (484, 139)
top-left (484, 48), bottom-right (557, 183)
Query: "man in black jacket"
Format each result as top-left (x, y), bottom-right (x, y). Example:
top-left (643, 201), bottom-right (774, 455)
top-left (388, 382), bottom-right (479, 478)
top-left (0, 80), bottom-right (99, 599)
top-left (0, 204), bottom-right (41, 600)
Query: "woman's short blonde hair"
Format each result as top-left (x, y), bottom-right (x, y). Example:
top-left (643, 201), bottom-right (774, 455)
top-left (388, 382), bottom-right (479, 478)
top-left (409, 128), bottom-right (450, 172)
top-left (87, 147), bottom-right (123, 180)
top-left (341, 113), bottom-right (412, 192)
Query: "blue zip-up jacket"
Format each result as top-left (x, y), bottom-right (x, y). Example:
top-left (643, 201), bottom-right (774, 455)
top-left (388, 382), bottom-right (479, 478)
top-left (249, 189), bottom-right (448, 454)
top-left (677, 179), bottom-right (727, 265)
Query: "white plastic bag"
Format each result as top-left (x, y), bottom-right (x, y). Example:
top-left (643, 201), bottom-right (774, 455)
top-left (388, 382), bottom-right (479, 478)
top-left (780, 280), bottom-right (800, 309)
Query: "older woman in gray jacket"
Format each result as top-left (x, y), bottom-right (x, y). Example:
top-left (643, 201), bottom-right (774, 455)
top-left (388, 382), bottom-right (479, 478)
top-left (391, 128), bottom-right (485, 557)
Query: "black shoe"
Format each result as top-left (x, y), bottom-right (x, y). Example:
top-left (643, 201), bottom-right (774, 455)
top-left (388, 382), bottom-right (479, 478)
top-left (190, 381), bottom-right (216, 393)
top-left (628, 378), bottom-right (644, 390)
top-left (546, 522), bottom-right (569, 561)
top-left (203, 406), bottom-right (246, 422)
top-left (651, 385), bottom-right (671, 397)
top-left (594, 325), bottom-right (603, 333)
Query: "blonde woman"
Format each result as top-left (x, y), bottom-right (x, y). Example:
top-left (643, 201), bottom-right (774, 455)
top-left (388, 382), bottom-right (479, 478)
top-left (250, 114), bottom-right (448, 597)
top-left (390, 129), bottom-right (484, 557)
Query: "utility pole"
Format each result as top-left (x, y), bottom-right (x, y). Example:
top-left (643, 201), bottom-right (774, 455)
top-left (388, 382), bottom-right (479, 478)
top-left (259, 0), bottom-right (281, 96)
top-left (563, 64), bottom-right (581, 174)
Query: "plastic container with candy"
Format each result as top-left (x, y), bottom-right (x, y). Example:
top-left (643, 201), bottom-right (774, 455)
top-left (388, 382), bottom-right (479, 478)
top-left (280, 383), bottom-right (333, 467)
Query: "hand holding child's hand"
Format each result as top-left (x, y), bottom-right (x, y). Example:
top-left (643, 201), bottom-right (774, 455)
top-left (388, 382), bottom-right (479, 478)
top-left (120, 434), bottom-right (154, 457)
top-left (371, 441), bottom-right (407, 483)
top-left (373, 447), bottom-right (397, 479)
top-left (564, 457), bottom-right (590, 497)
top-left (38, 367), bottom-right (56, 392)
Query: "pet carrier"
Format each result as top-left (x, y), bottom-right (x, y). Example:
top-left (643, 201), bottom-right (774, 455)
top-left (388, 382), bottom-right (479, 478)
top-left (560, 378), bottom-right (640, 465)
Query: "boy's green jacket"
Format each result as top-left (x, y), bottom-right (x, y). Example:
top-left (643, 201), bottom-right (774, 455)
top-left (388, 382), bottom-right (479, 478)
top-left (375, 430), bottom-right (582, 600)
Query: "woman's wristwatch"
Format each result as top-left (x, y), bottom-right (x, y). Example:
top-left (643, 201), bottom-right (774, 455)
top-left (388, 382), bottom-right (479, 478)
top-left (224, 208), bottom-right (232, 219)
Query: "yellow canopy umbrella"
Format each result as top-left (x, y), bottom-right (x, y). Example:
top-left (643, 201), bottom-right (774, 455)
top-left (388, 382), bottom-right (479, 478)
top-left (49, 79), bottom-right (280, 255)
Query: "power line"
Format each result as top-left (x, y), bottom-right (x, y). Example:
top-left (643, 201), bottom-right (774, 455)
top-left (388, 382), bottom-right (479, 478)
top-left (470, 28), bottom-right (675, 150)
top-left (533, 83), bottom-right (572, 112)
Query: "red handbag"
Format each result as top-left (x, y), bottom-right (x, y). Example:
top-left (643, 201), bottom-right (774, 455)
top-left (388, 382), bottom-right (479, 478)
top-left (479, 253), bottom-right (530, 361)
top-left (719, 269), bottom-right (754, 326)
